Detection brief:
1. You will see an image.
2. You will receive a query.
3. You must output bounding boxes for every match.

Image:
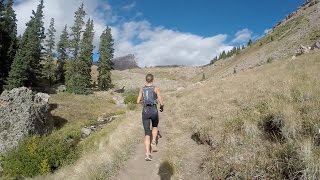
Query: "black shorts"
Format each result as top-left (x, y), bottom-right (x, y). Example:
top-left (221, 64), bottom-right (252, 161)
top-left (142, 106), bottom-right (159, 136)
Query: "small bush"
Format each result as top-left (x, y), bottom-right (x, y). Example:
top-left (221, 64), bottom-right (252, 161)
top-left (259, 113), bottom-right (285, 142)
top-left (309, 29), bottom-right (320, 41)
top-left (124, 89), bottom-right (139, 104)
top-left (267, 57), bottom-right (274, 64)
top-left (2, 131), bottom-right (80, 178)
top-left (201, 73), bottom-right (206, 81)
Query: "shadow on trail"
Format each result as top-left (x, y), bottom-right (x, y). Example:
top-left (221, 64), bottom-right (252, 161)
top-left (158, 161), bottom-right (174, 180)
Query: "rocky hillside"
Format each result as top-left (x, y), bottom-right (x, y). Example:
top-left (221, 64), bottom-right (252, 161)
top-left (201, 0), bottom-right (320, 79)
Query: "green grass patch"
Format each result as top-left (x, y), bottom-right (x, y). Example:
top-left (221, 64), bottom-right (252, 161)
top-left (123, 88), bottom-right (139, 110)
top-left (272, 16), bottom-right (306, 41)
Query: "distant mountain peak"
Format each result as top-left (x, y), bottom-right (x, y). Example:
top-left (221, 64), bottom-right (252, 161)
top-left (112, 54), bottom-right (140, 70)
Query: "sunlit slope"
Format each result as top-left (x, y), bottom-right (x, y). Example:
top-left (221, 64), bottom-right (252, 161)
top-left (202, 3), bottom-right (320, 79)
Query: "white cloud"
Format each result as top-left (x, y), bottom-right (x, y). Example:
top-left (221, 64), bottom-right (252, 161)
top-left (14, 0), bottom-right (113, 52)
top-left (14, 0), bottom-right (235, 66)
top-left (231, 28), bottom-right (253, 44)
top-left (264, 28), bottom-right (272, 34)
top-left (114, 21), bottom-right (233, 66)
top-left (122, 1), bottom-right (136, 11)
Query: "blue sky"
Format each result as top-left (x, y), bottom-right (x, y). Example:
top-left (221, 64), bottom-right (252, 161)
top-left (110, 0), bottom-right (304, 38)
top-left (14, 0), bottom-right (305, 66)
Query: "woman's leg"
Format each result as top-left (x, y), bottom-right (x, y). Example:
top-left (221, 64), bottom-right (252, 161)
top-left (144, 134), bottom-right (151, 155)
top-left (151, 108), bottom-right (159, 143)
top-left (142, 110), bottom-right (152, 155)
top-left (152, 127), bottom-right (158, 143)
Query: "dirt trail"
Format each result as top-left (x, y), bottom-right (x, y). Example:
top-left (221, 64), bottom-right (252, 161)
top-left (115, 111), bottom-right (171, 180)
top-left (115, 88), bottom-right (208, 180)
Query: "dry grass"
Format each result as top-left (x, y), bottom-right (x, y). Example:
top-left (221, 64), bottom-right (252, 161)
top-left (111, 69), bottom-right (186, 92)
top-left (50, 92), bottom-right (124, 131)
top-left (160, 52), bottom-right (320, 179)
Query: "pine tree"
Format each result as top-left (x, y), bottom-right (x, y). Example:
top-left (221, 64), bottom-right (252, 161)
top-left (236, 46), bottom-right (241, 54)
top-left (78, 19), bottom-right (94, 87)
top-left (0, 0), bottom-right (5, 90)
top-left (98, 27), bottom-right (114, 90)
top-left (56, 25), bottom-right (68, 83)
top-left (6, 0), bottom-right (45, 89)
top-left (69, 3), bottom-right (86, 60)
top-left (247, 39), bottom-right (253, 47)
top-left (0, 0), bottom-right (17, 91)
top-left (65, 3), bottom-right (89, 94)
top-left (42, 18), bottom-right (56, 86)
top-left (220, 51), bottom-right (226, 59)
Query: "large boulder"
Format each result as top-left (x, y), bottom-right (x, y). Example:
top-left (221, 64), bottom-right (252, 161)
top-left (0, 87), bottom-right (53, 154)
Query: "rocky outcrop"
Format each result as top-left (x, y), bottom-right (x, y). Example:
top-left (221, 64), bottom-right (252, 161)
top-left (293, 41), bottom-right (320, 59)
top-left (80, 115), bottom-right (119, 139)
top-left (112, 54), bottom-right (140, 70)
top-left (295, 45), bottom-right (310, 56)
top-left (0, 87), bottom-right (53, 153)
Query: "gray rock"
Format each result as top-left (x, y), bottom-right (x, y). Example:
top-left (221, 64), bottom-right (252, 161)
top-left (37, 93), bottom-right (50, 103)
top-left (97, 116), bottom-right (105, 123)
top-left (311, 41), bottom-right (320, 50)
top-left (56, 85), bottom-right (67, 92)
top-left (0, 87), bottom-right (53, 154)
top-left (97, 115), bottom-right (118, 125)
top-left (295, 45), bottom-right (310, 56)
top-left (81, 127), bottom-right (92, 138)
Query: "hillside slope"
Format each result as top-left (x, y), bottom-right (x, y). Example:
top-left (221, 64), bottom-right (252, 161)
top-left (113, 2), bottom-right (320, 179)
top-left (202, 1), bottom-right (320, 79)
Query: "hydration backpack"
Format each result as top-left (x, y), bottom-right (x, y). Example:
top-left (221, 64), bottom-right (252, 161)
top-left (142, 86), bottom-right (157, 106)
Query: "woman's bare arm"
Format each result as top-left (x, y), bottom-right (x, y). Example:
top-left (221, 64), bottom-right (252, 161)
top-left (136, 87), bottom-right (143, 104)
top-left (155, 87), bottom-right (164, 105)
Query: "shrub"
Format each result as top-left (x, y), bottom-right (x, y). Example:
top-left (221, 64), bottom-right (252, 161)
top-left (124, 89), bottom-right (139, 105)
top-left (267, 57), bottom-right (274, 64)
top-left (309, 29), bottom-right (320, 41)
top-left (201, 73), bottom-right (206, 81)
top-left (259, 113), bottom-right (285, 142)
top-left (2, 131), bottom-right (80, 178)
